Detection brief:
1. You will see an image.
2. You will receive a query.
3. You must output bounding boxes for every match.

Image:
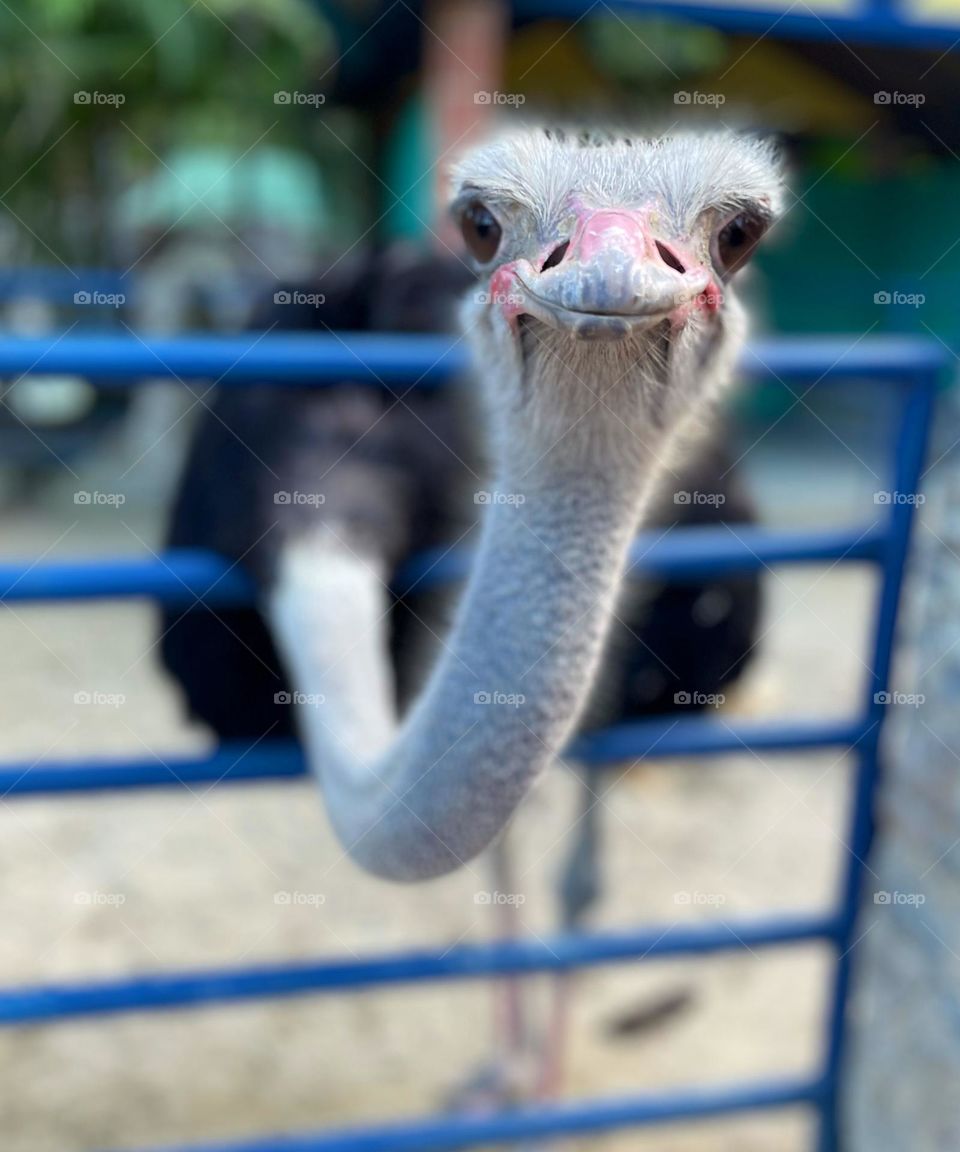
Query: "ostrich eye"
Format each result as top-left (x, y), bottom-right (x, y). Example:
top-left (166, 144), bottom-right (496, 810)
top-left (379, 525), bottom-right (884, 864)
top-left (714, 212), bottom-right (767, 277)
top-left (460, 200), bottom-right (502, 262)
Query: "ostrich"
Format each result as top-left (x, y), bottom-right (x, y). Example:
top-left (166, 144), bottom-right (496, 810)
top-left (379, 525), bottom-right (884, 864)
top-left (162, 124), bottom-right (782, 1107)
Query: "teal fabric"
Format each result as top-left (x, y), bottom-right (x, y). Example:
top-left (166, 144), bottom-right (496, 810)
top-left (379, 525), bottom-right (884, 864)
top-left (759, 165), bottom-right (957, 340)
top-left (381, 93), bottom-right (433, 242)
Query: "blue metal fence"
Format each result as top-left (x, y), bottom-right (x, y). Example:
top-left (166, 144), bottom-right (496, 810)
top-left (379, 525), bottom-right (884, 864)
top-left (0, 332), bottom-right (942, 1152)
top-left (523, 0), bottom-right (960, 48)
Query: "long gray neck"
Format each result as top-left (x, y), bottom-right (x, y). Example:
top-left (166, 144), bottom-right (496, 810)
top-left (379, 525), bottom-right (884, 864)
top-left (268, 453), bottom-right (650, 882)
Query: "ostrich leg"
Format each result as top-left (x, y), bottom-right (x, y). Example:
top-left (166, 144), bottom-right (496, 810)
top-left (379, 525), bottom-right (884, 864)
top-left (489, 834), bottom-right (534, 1097)
top-left (448, 834), bottom-right (539, 1117)
top-left (539, 767), bottom-right (602, 1100)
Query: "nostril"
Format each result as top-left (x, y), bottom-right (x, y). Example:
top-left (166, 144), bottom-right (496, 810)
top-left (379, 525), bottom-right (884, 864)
top-left (655, 242), bottom-right (685, 275)
top-left (541, 240), bottom-right (570, 272)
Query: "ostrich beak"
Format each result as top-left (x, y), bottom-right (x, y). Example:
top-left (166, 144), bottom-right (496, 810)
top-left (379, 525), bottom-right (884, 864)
top-left (500, 209), bottom-right (714, 341)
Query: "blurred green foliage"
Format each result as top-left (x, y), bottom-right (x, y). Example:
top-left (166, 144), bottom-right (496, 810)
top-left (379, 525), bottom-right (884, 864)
top-left (0, 0), bottom-right (333, 263)
top-left (584, 13), bottom-right (728, 84)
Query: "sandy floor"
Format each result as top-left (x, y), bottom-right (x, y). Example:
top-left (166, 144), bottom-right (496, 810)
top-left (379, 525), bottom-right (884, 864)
top-left (0, 487), bottom-right (875, 1152)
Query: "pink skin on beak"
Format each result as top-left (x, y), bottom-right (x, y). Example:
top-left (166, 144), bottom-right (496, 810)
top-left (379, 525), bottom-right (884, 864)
top-left (570, 208), bottom-right (653, 264)
top-left (490, 206), bottom-right (722, 336)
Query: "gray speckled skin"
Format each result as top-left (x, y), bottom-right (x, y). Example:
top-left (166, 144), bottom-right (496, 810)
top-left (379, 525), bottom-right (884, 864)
top-left (268, 126), bottom-right (785, 881)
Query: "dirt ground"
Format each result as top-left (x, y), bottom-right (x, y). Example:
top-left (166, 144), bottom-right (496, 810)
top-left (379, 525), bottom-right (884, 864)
top-left (0, 423), bottom-right (877, 1151)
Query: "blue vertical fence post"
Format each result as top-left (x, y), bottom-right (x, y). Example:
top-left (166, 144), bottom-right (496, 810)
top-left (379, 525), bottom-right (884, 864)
top-left (817, 367), bottom-right (938, 1152)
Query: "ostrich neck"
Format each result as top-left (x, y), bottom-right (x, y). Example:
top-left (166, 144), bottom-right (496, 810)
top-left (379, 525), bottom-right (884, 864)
top-left (268, 442), bottom-right (653, 881)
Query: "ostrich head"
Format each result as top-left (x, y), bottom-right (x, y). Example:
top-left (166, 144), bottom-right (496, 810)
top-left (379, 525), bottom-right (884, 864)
top-left (452, 127), bottom-right (784, 473)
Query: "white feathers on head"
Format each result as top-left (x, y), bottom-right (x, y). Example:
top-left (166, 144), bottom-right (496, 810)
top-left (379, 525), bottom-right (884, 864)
top-left (450, 124), bottom-right (786, 233)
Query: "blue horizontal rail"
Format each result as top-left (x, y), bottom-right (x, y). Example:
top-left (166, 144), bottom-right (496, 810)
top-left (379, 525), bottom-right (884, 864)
top-left (0, 913), bottom-right (838, 1025)
top-left (134, 1075), bottom-right (828, 1152)
top-left (0, 524), bottom-right (885, 607)
top-left (0, 718), bottom-right (866, 797)
top-left (569, 715), bottom-right (868, 763)
top-left (399, 523), bottom-right (886, 593)
top-left (0, 333), bottom-right (946, 384)
top-left (523, 0), bottom-right (960, 48)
